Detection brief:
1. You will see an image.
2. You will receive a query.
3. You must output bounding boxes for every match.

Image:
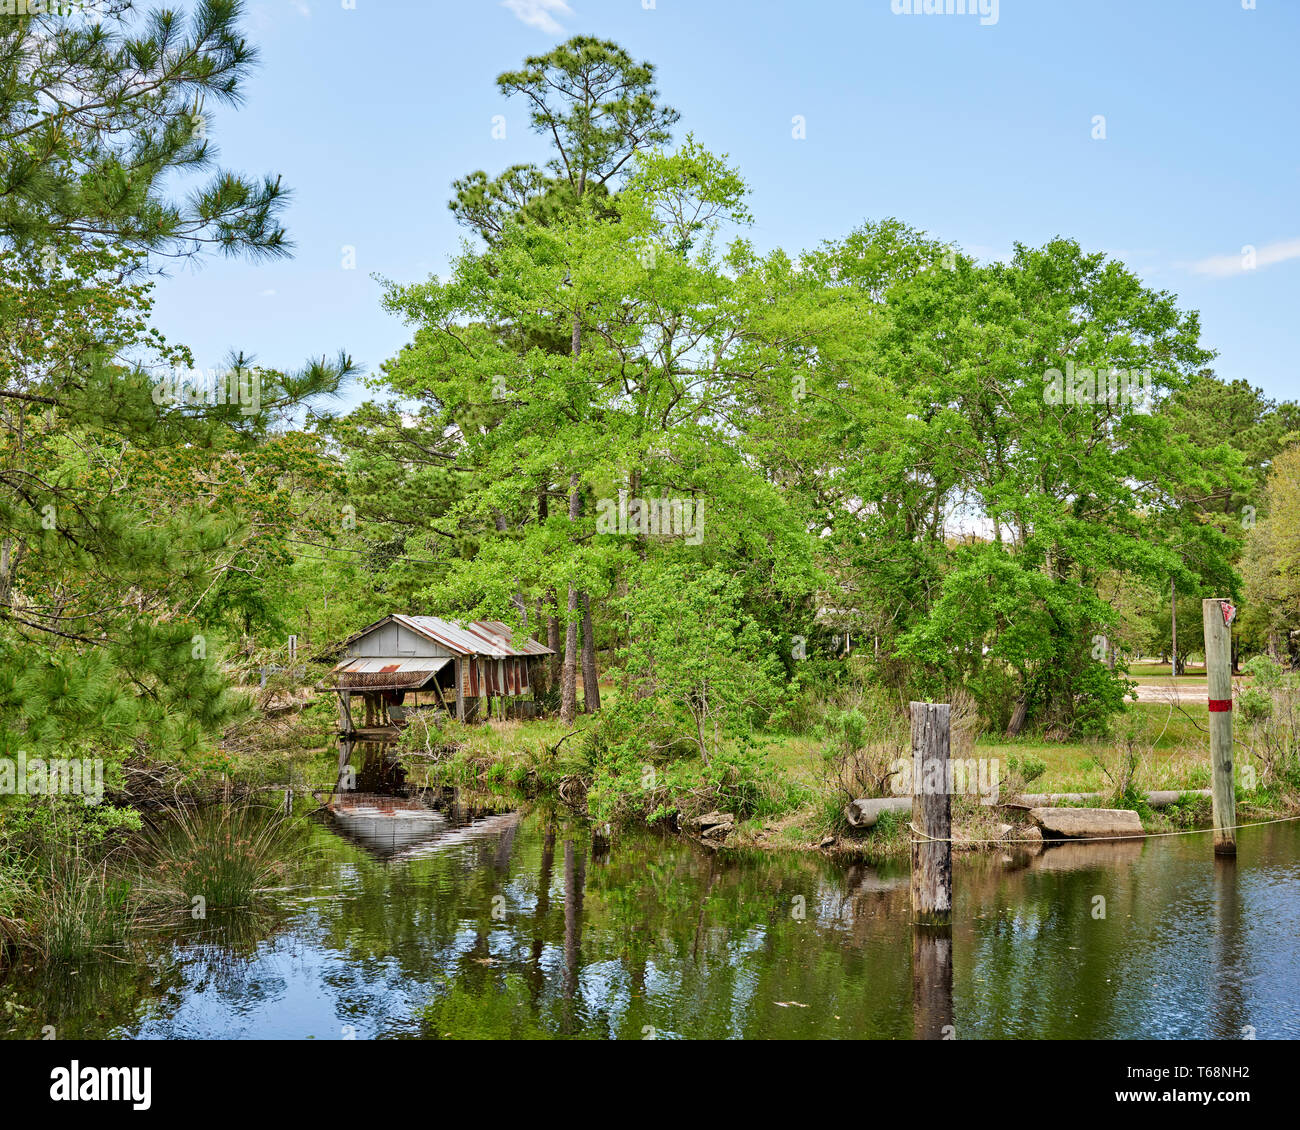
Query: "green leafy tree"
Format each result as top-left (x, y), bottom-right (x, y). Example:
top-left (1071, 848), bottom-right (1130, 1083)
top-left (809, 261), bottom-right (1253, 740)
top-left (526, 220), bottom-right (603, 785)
top-left (1242, 446), bottom-right (1300, 663)
top-left (0, 2), bottom-right (349, 783)
top-left (815, 238), bottom-right (1239, 733)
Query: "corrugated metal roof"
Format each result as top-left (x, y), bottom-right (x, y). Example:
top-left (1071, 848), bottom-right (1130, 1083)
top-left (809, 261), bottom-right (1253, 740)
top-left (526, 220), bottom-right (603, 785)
top-left (330, 655), bottom-right (451, 689)
top-left (475, 620), bottom-right (555, 656)
top-left (393, 614), bottom-right (553, 658)
top-left (331, 614), bottom-right (555, 660)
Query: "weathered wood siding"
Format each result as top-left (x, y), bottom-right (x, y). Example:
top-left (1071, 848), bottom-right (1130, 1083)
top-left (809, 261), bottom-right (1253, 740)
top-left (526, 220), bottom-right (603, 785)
top-left (345, 622), bottom-right (456, 660)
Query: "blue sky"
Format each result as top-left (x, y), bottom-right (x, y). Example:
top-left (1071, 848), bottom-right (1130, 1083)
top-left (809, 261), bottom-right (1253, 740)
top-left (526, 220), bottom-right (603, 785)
top-left (152, 0), bottom-right (1299, 406)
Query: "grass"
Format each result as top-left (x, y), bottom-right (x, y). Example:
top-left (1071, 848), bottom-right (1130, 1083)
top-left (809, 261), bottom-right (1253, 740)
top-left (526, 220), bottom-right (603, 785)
top-left (1, 852), bottom-right (137, 963)
top-left (975, 702), bottom-right (1214, 794)
top-left (258, 677), bottom-right (1295, 865)
top-left (134, 802), bottom-right (308, 912)
top-left (397, 699), bottom-right (1235, 825)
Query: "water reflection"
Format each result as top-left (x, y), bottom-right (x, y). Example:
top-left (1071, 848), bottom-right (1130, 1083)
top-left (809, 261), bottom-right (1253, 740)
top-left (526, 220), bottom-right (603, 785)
top-left (912, 928), bottom-right (953, 1040)
top-left (328, 794), bottom-right (448, 858)
top-left (2, 809), bottom-right (1298, 1040)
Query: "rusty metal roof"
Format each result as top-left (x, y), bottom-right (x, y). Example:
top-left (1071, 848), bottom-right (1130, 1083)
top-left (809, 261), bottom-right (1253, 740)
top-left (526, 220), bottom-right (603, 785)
top-left (332, 614), bottom-right (554, 660)
top-left (329, 655), bottom-right (451, 690)
top-left (393, 615), bottom-right (553, 657)
top-left (472, 620), bottom-right (555, 656)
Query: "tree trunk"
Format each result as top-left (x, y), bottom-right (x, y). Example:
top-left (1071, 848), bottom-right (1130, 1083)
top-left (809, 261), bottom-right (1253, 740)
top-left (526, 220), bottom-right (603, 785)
top-left (0, 537), bottom-right (13, 610)
top-left (1006, 697), bottom-right (1028, 738)
top-left (561, 587), bottom-right (579, 724)
top-left (1170, 579), bottom-right (1178, 677)
top-left (534, 488), bottom-right (549, 655)
top-left (581, 590), bottom-right (599, 713)
top-left (547, 597), bottom-right (561, 687)
top-left (560, 473), bottom-right (581, 725)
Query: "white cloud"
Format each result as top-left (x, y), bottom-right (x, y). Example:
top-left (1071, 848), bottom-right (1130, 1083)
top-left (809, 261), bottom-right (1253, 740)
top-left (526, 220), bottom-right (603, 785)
top-left (1186, 237), bottom-right (1300, 278)
top-left (289, 0), bottom-right (311, 16)
top-left (502, 0), bottom-right (572, 34)
top-left (259, 288), bottom-right (278, 297)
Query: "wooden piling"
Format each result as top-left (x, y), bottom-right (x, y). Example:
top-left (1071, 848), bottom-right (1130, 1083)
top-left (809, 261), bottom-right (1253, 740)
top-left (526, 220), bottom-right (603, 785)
top-left (910, 702), bottom-right (952, 926)
top-left (912, 928), bottom-right (954, 1039)
top-left (1203, 598), bottom-right (1237, 857)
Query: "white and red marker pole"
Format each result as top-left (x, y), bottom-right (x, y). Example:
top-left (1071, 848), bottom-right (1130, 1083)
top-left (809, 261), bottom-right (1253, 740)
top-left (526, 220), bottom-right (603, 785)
top-left (1203, 598), bottom-right (1237, 857)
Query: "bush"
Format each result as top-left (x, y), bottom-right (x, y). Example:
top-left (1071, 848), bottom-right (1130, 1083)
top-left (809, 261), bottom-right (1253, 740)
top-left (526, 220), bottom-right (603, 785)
top-left (1238, 687), bottom-right (1273, 726)
top-left (968, 662), bottom-right (1020, 734)
top-left (1006, 754), bottom-right (1047, 788)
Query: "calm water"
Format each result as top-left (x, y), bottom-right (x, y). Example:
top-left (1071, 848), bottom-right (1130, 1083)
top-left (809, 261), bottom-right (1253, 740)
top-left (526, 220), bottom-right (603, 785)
top-left (4, 801), bottom-right (1299, 1040)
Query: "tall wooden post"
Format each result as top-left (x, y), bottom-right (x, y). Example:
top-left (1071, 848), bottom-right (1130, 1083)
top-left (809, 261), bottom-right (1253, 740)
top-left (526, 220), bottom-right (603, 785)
top-left (910, 702), bottom-right (952, 926)
top-left (335, 737), bottom-right (354, 793)
top-left (1203, 599), bottom-right (1237, 857)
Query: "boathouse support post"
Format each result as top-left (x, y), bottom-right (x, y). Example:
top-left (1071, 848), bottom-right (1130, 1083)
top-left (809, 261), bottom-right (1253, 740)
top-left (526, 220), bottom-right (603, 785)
top-left (1203, 599), bottom-right (1237, 857)
top-left (455, 658), bottom-right (466, 721)
top-left (910, 702), bottom-right (952, 926)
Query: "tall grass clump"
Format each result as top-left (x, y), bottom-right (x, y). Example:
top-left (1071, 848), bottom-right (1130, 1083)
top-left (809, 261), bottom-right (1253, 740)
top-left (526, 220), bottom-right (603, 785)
top-left (136, 801), bottom-right (307, 911)
top-left (11, 853), bottom-right (135, 962)
top-left (0, 860), bottom-right (32, 955)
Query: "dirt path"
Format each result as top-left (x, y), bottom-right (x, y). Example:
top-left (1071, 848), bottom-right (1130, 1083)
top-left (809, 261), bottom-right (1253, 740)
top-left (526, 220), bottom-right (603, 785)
top-left (1130, 679), bottom-right (1243, 704)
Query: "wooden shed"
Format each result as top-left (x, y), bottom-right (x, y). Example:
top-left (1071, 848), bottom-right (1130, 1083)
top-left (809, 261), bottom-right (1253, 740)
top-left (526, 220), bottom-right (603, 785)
top-left (327, 614), bottom-right (553, 730)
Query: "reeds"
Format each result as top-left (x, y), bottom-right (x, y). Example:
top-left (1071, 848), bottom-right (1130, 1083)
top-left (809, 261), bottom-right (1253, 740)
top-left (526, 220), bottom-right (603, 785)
top-left (2, 851), bottom-right (137, 962)
top-left (134, 801), bottom-right (307, 911)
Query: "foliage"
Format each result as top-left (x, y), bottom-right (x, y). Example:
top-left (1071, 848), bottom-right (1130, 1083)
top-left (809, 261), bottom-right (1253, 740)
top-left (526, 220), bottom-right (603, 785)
top-left (1242, 446), bottom-right (1300, 662)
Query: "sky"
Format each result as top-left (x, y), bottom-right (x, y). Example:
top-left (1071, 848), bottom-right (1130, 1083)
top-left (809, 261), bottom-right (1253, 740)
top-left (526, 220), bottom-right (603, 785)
top-left (150, 0), bottom-right (1300, 408)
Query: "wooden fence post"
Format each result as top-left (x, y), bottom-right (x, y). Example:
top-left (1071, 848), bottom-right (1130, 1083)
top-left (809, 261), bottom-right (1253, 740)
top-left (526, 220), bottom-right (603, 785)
top-left (1203, 599), bottom-right (1237, 857)
top-left (910, 701), bottom-right (952, 926)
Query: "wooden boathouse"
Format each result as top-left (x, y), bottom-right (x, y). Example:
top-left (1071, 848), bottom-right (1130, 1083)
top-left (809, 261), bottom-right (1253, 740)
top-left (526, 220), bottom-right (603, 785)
top-left (327, 614), bottom-right (553, 732)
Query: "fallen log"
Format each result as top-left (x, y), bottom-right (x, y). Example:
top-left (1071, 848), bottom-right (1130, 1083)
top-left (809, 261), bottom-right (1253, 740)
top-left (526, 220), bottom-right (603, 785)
top-left (1029, 806), bottom-right (1144, 839)
top-left (844, 789), bottom-right (1209, 829)
top-left (844, 797), bottom-right (912, 829)
top-left (1015, 789), bottom-right (1209, 808)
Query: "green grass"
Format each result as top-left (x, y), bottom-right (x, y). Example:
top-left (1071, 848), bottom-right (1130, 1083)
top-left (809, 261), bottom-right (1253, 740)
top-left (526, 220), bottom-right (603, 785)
top-left (2, 852), bottom-right (137, 962)
top-left (134, 802), bottom-right (308, 911)
top-left (974, 702), bottom-right (1214, 793)
top-left (755, 702), bottom-right (1216, 798)
top-left (436, 700), bottom-right (1223, 806)
top-left (265, 687), bottom-right (1293, 858)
